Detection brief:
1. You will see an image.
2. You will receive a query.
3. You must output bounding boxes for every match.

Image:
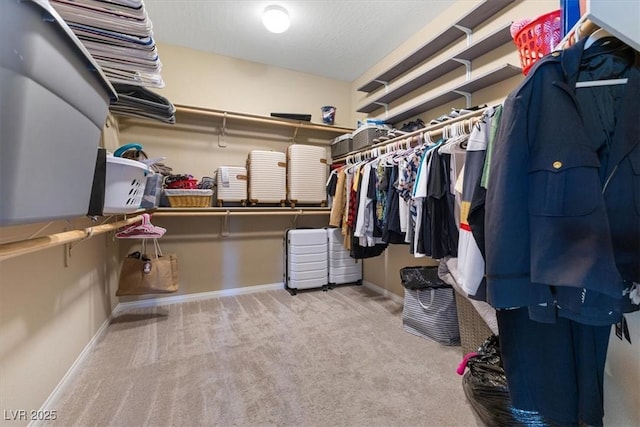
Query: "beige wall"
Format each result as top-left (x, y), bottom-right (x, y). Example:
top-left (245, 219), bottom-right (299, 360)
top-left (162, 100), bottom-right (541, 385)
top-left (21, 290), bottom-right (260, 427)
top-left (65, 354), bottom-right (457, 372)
top-left (117, 215), bottom-right (329, 300)
top-left (0, 220), bottom-right (120, 427)
top-left (113, 46), bottom-right (356, 298)
top-left (156, 43), bottom-right (354, 128)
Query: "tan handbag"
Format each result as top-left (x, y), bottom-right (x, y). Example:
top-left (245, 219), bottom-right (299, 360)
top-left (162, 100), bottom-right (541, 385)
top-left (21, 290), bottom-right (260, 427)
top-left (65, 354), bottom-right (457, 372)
top-left (116, 239), bottom-right (179, 296)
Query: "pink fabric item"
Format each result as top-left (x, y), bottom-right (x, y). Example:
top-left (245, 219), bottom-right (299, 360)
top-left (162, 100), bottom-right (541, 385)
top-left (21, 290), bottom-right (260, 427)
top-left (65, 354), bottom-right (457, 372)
top-left (510, 18), bottom-right (532, 39)
top-left (457, 352), bottom-right (478, 375)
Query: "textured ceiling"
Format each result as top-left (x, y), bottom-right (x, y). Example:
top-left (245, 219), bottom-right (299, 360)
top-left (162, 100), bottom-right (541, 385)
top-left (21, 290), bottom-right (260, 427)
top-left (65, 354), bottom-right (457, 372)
top-left (143, 0), bottom-right (457, 82)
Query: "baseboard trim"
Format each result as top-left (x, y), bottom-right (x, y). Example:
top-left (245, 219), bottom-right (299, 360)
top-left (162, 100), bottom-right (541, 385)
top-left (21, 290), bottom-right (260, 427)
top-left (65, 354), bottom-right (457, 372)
top-left (113, 282), bottom-right (285, 314)
top-left (362, 280), bottom-right (404, 305)
top-left (30, 313), bottom-right (115, 426)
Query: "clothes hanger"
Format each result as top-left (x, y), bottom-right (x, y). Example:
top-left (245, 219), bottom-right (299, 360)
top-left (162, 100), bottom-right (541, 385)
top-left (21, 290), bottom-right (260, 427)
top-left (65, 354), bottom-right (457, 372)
top-left (424, 131), bottom-right (434, 145)
top-left (576, 28), bottom-right (629, 88)
top-left (584, 28), bottom-right (613, 49)
top-left (116, 213), bottom-right (166, 239)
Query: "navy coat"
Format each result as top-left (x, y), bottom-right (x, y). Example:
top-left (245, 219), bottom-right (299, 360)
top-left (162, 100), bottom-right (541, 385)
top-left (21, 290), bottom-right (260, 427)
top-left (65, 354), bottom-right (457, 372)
top-left (485, 37), bottom-right (640, 325)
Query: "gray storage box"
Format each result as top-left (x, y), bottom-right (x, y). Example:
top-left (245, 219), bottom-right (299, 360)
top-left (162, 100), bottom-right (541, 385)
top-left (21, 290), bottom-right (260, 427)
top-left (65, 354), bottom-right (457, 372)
top-left (330, 133), bottom-right (352, 158)
top-left (352, 124), bottom-right (388, 151)
top-left (0, 0), bottom-right (116, 225)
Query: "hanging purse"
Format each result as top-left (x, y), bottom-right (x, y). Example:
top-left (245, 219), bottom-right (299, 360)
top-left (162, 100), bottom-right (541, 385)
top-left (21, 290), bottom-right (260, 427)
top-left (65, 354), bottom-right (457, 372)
top-left (116, 239), bottom-right (179, 296)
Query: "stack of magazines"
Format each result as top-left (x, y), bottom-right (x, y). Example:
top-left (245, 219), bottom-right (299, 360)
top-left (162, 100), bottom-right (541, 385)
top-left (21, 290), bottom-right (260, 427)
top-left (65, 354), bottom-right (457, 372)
top-left (50, 0), bottom-right (175, 123)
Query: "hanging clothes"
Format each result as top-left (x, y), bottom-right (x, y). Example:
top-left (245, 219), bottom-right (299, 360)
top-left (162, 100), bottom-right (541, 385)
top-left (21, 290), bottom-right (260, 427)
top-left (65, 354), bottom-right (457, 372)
top-left (484, 35), bottom-right (640, 427)
top-left (381, 163), bottom-right (406, 244)
top-left (350, 160), bottom-right (388, 258)
top-left (456, 108), bottom-right (495, 298)
top-left (485, 36), bottom-right (640, 325)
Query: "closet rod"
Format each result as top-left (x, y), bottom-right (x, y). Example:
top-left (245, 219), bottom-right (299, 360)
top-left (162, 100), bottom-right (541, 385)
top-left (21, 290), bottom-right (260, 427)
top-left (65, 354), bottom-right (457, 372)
top-left (0, 216), bottom-right (144, 261)
top-left (175, 105), bottom-right (353, 134)
top-left (334, 107), bottom-right (488, 163)
top-left (152, 210), bottom-right (330, 217)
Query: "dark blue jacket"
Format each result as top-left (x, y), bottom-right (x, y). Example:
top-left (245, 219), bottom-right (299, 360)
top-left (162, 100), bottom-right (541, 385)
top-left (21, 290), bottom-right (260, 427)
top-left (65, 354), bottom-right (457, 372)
top-left (485, 37), bottom-right (640, 325)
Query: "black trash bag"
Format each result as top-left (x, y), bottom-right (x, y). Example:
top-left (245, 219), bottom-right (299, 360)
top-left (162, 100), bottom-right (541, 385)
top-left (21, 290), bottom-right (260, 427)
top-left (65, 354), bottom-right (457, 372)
top-left (462, 335), bottom-right (551, 427)
top-left (400, 266), bottom-right (450, 290)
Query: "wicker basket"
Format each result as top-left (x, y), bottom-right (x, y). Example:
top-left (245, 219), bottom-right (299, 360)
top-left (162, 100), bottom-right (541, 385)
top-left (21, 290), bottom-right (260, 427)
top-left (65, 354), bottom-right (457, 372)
top-left (454, 291), bottom-right (495, 356)
top-left (164, 189), bottom-right (213, 207)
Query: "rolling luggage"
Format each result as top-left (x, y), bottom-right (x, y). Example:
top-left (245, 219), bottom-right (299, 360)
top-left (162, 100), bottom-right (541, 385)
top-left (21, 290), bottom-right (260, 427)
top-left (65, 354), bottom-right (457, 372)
top-left (287, 144), bottom-right (328, 207)
top-left (214, 166), bottom-right (247, 206)
top-left (327, 228), bottom-right (362, 286)
top-left (284, 228), bottom-right (329, 295)
top-left (247, 150), bottom-right (286, 206)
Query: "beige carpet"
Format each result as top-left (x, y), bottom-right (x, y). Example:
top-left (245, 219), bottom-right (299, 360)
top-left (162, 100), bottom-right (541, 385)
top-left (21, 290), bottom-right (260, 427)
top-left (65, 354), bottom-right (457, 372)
top-left (44, 286), bottom-right (480, 426)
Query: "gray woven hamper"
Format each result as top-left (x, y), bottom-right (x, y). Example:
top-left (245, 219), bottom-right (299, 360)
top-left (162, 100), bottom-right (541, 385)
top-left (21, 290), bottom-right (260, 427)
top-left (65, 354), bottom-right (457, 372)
top-left (454, 290), bottom-right (495, 355)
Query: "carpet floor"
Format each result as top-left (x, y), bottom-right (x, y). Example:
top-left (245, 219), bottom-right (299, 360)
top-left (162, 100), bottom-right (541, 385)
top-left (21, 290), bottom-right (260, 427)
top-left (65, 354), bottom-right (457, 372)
top-left (43, 285), bottom-right (480, 426)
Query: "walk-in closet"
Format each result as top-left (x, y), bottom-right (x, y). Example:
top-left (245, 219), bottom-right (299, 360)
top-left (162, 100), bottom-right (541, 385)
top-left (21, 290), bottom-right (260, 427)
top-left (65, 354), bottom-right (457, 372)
top-left (1, 0), bottom-right (638, 426)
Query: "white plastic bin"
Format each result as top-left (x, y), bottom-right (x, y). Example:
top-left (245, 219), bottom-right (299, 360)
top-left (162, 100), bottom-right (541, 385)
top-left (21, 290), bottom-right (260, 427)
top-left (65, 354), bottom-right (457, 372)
top-left (0, 0), bottom-right (116, 225)
top-left (104, 157), bottom-right (148, 214)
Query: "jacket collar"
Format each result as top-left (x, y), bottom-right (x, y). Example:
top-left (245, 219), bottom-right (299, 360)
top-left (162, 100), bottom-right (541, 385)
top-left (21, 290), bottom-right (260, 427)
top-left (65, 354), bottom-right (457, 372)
top-left (560, 36), bottom-right (589, 88)
top-left (557, 36), bottom-right (639, 174)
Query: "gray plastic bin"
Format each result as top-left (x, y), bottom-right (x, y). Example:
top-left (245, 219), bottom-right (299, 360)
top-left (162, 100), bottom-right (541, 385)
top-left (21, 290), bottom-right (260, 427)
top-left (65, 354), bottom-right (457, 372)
top-left (0, 0), bottom-right (116, 225)
top-left (330, 133), bottom-right (352, 158)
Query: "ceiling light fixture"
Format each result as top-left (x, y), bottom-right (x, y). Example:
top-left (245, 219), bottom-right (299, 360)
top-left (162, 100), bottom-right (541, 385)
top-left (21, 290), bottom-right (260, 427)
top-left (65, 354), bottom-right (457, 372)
top-left (262, 5), bottom-right (290, 34)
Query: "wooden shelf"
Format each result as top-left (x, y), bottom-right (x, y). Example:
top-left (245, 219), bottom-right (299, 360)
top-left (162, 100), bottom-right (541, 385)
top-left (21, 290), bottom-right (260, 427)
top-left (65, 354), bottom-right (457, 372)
top-left (173, 105), bottom-right (353, 135)
top-left (377, 63), bottom-right (521, 125)
top-left (357, 0), bottom-right (518, 93)
top-left (153, 207), bottom-right (331, 217)
top-left (0, 215), bottom-right (144, 261)
top-left (357, 24), bottom-right (513, 114)
top-left (117, 105), bottom-right (354, 145)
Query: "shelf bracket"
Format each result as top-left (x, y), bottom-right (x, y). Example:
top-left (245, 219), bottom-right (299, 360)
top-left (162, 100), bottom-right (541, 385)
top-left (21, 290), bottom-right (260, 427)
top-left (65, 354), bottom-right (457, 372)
top-left (373, 102), bottom-right (389, 116)
top-left (292, 210), bottom-right (304, 227)
top-left (452, 58), bottom-right (472, 81)
top-left (64, 227), bottom-right (94, 268)
top-left (292, 125), bottom-right (300, 143)
top-left (454, 24), bottom-right (473, 45)
top-left (373, 79), bottom-right (389, 93)
top-left (28, 221), bottom-right (55, 239)
top-left (221, 210), bottom-right (230, 237)
top-left (453, 90), bottom-right (472, 108)
top-left (218, 112), bottom-right (228, 148)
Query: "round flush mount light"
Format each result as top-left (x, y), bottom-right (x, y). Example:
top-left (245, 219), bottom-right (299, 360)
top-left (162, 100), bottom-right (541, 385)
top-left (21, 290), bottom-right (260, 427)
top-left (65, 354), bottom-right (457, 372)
top-left (262, 5), bottom-right (290, 33)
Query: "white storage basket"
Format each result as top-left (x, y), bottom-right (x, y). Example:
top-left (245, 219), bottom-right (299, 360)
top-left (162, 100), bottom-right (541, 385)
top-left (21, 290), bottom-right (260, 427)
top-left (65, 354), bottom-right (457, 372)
top-left (104, 156), bottom-right (148, 214)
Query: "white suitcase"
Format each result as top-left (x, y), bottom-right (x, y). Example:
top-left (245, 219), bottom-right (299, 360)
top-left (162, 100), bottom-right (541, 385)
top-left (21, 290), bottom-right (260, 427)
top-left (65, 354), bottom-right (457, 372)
top-left (247, 150), bottom-right (287, 205)
top-left (284, 229), bottom-right (328, 295)
top-left (287, 144), bottom-right (328, 207)
top-left (215, 166), bottom-right (247, 206)
top-left (327, 228), bottom-right (362, 286)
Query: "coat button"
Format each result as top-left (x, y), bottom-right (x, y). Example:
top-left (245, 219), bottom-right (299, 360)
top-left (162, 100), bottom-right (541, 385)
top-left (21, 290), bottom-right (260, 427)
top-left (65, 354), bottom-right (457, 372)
top-left (553, 161), bottom-right (563, 169)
